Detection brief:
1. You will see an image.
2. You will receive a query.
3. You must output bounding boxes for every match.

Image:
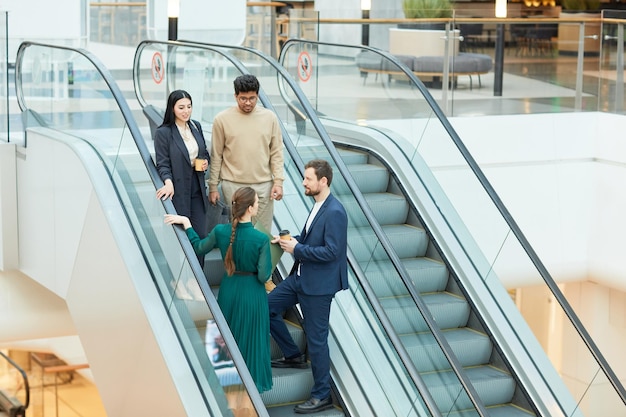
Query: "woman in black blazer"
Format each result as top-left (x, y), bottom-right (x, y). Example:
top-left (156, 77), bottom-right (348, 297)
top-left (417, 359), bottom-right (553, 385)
top-left (155, 90), bottom-right (210, 266)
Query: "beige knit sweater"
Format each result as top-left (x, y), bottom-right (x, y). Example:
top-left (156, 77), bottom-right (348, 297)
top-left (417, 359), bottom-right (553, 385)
top-left (208, 105), bottom-right (284, 192)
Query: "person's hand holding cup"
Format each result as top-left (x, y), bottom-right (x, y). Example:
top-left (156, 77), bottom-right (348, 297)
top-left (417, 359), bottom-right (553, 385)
top-left (194, 158), bottom-right (207, 172)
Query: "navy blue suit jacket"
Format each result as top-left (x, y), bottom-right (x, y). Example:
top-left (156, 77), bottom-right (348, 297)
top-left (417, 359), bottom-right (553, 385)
top-left (154, 120), bottom-right (209, 216)
top-left (292, 193), bottom-right (349, 296)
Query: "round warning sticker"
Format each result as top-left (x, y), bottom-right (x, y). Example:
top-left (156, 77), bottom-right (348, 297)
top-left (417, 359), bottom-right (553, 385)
top-left (151, 52), bottom-right (164, 84)
top-left (297, 51), bottom-right (312, 82)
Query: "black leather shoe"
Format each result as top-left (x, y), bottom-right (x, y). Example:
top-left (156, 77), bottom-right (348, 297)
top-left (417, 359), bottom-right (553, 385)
top-left (294, 397), bottom-right (333, 414)
top-left (271, 354), bottom-right (308, 369)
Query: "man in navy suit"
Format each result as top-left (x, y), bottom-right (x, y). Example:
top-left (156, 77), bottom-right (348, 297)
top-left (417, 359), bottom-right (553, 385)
top-left (269, 159), bottom-right (348, 414)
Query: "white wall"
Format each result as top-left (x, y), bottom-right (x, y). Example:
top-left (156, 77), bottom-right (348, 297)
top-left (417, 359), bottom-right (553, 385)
top-left (448, 112), bottom-right (626, 292)
top-left (1, 0), bottom-right (84, 60)
top-left (0, 143), bottom-right (17, 271)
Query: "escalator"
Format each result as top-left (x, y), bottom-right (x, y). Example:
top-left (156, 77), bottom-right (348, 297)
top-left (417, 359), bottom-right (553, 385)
top-left (14, 37), bottom-right (626, 417)
top-left (274, 40), bottom-right (626, 416)
top-left (14, 41), bottom-right (436, 417)
top-left (147, 39), bottom-right (626, 416)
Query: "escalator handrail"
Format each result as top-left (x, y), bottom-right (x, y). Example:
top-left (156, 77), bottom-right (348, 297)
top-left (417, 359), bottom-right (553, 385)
top-left (0, 350), bottom-right (29, 410)
top-left (14, 41), bottom-right (266, 417)
top-left (280, 38), bottom-right (626, 406)
top-left (152, 38), bottom-right (488, 416)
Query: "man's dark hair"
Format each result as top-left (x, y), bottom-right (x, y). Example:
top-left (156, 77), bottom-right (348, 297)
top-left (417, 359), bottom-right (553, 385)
top-left (233, 74), bottom-right (260, 95)
top-left (305, 159), bottom-right (333, 186)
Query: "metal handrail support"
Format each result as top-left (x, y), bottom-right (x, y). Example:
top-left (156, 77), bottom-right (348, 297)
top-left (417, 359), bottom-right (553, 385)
top-left (0, 350), bottom-right (29, 411)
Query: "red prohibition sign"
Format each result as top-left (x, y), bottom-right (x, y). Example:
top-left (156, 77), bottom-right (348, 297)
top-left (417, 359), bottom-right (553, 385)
top-left (151, 52), bottom-right (164, 84)
top-left (297, 51), bottom-right (312, 82)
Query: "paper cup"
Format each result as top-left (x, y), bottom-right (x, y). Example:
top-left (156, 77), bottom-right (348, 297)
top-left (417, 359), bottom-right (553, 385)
top-left (194, 158), bottom-right (206, 171)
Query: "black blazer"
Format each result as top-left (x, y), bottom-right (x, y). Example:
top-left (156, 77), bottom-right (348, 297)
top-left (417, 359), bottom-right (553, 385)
top-left (154, 120), bottom-right (210, 216)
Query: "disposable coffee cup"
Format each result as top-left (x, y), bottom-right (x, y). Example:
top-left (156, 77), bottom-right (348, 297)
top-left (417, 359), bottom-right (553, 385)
top-left (279, 230), bottom-right (291, 240)
top-left (194, 158), bottom-right (206, 171)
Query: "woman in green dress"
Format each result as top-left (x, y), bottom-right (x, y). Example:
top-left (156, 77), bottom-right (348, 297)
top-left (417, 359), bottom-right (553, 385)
top-left (165, 186), bottom-right (273, 393)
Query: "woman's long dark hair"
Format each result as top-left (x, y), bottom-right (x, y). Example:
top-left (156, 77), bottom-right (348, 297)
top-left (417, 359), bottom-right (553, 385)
top-left (224, 187), bottom-right (257, 276)
top-left (161, 89), bottom-right (193, 127)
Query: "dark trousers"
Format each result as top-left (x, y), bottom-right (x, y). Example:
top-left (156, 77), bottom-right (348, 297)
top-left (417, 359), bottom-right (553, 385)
top-left (268, 274), bottom-right (334, 400)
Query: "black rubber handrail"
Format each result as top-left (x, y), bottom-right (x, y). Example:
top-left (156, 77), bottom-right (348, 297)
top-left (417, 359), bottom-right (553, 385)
top-left (14, 41), bottom-right (265, 417)
top-left (280, 38), bottom-right (626, 408)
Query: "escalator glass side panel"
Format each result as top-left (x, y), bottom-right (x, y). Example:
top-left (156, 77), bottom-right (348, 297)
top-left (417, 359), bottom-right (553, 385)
top-left (134, 43), bottom-right (238, 127)
top-left (15, 42), bottom-right (259, 417)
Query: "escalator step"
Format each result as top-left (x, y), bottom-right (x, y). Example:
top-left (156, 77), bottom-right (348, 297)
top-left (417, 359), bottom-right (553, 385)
top-left (381, 292), bottom-right (470, 334)
top-left (342, 192), bottom-right (409, 227)
top-left (420, 366), bottom-right (516, 411)
top-left (348, 224), bottom-right (428, 261)
top-left (363, 257), bottom-right (448, 297)
top-left (262, 367), bottom-right (314, 406)
top-left (344, 163), bottom-right (390, 194)
top-left (402, 329), bottom-right (492, 371)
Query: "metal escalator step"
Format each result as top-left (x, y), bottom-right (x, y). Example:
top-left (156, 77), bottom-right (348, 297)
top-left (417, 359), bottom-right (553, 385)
top-left (266, 402), bottom-right (345, 417)
top-left (345, 163), bottom-right (390, 194)
top-left (424, 292), bottom-right (471, 329)
top-left (261, 367), bottom-right (314, 406)
top-left (270, 321), bottom-right (306, 361)
top-left (420, 366), bottom-right (516, 411)
top-left (338, 148), bottom-right (369, 165)
top-left (482, 404), bottom-right (536, 416)
top-left (401, 328), bottom-right (492, 372)
top-left (342, 193), bottom-right (408, 227)
top-left (348, 224), bottom-right (428, 261)
top-left (443, 403), bottom-right (535, 417)
top-left (297, 146), bottom-right (367, 166)
top-left (380, 292), bottom-right (469, 334)
top-left (363, 257), bottom-right (448, 297)
top-left (464, 366), bottom-right (516, 407)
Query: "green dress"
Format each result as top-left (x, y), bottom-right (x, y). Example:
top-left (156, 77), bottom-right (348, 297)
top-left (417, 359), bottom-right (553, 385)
top-left (187, 222), bottom-right (273, 393)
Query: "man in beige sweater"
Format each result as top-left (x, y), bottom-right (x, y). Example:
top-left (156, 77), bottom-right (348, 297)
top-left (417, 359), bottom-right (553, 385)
top-left (208, 74), bottom-right (284, 233)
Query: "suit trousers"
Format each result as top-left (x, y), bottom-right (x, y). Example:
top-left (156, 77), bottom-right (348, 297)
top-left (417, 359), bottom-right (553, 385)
top-left (269, 273), bottom-right (335, 400)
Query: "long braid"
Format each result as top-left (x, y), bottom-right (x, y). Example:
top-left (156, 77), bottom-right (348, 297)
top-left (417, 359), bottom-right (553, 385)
top-left (224, 216), bottom-right (238, 276)
top-left (223, 187), bottom-right (257, 277)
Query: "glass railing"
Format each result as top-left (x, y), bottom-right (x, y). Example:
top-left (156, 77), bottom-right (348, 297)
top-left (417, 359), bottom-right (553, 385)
top-left (134, 39), bottom-right (489, 415)
top-left (600, 11), bottom-right (626, 113)
top-left (0, 10), bottom-right (8, 142)
top-left (275, 9), bottom-right (625, 117)
top-left (279, 38), bottom-right (626, 416)
top-left (0, 350), bottom-right (28, 415)
top-left (14, 41), bottom-right (262, 417)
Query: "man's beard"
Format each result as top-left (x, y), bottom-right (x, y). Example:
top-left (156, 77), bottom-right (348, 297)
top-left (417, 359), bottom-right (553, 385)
top-left (304, 187), bottom-right (319, 197)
